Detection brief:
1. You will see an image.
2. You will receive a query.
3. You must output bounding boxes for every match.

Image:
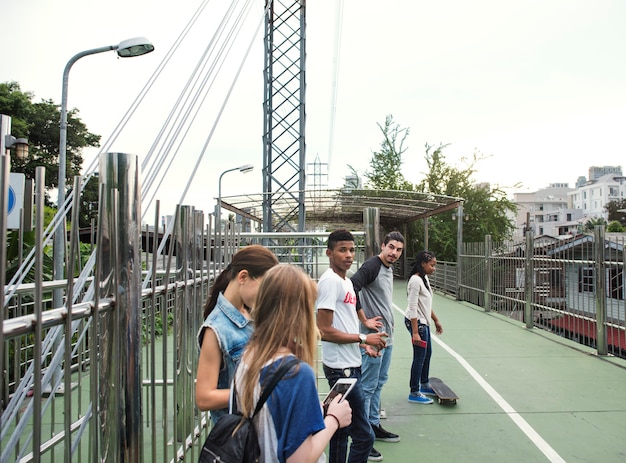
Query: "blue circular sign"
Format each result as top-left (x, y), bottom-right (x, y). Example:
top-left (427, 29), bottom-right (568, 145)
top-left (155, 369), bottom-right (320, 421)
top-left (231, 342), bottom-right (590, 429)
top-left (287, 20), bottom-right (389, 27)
top-left (8, 185), bottom-right (16, 214)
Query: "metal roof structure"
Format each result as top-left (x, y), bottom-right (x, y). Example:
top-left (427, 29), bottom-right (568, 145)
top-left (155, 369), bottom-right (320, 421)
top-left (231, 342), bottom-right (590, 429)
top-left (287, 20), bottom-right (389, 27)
top-left (219, 188), bottom-right (464, 231)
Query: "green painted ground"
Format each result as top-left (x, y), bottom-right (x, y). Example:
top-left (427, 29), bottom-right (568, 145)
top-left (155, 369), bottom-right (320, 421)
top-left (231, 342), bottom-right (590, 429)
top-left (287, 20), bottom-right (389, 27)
top-left (9, 281), bottom-right (625, 462)
top-left (349, 282), bottom-right (626, 463)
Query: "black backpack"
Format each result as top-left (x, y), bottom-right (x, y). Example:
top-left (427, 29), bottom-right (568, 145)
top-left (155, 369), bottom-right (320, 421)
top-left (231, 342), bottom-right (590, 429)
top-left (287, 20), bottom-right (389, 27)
top-left (199, 357), bottom-right (299, 463)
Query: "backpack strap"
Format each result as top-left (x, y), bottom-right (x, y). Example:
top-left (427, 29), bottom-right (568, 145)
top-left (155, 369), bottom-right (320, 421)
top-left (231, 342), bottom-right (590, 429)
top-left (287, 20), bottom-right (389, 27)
top-left (251, 356), bottom-right (300, 418)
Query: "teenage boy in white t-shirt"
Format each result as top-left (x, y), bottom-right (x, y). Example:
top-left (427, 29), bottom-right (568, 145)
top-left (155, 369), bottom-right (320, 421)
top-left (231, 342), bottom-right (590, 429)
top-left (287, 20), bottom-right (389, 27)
top-left (317, 229), bottom-right (388, 463)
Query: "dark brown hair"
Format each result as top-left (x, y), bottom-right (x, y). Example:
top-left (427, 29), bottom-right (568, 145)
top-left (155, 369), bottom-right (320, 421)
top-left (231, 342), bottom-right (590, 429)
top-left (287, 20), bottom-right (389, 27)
top-left (203, 245), bottom-right (279, 319)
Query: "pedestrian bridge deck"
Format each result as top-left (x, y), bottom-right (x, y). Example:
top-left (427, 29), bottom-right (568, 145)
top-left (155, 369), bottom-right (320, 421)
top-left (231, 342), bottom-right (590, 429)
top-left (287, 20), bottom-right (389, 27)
top-left (6, 280), bottom-right (625, 462)
top-left (347, 281), bottom-right (626, 463)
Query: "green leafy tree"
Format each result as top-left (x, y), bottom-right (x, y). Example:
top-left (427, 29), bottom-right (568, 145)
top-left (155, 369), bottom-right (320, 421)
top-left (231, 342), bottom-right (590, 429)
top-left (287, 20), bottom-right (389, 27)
top-left (413, 143), bottom-right (517, 261)
top-left (72, 173), bottom-right (100, 228)
top-left (2, 81), bottom-right (101, 283)
top-left (607, 220), bottom-right (624, 232)
top-left (5, 205), bottom-right (57, 283)
top-left (583, 217), bottom-right (607, 232)
top-left (362, 116), bottom-right (517, 262)
top-left (605, 199), bottom-right (626, 224)
top-left (0, 81), bottom-right (100, 205)
top-left (364, 114), bottom-right (414, 191)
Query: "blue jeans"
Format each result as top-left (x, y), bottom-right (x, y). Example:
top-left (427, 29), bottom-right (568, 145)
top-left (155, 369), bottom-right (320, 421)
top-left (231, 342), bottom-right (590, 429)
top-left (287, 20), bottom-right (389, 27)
top-left (360, 344), bottom-right (393, 426)
top-left (323, 365), bottom-right (375, 463)
top-left (404, 318), bottom-right (431, 393)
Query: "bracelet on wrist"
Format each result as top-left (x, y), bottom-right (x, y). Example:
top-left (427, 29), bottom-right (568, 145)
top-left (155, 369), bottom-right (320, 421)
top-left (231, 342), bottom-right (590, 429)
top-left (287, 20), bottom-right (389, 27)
top-left (326, 413), bottom-right (341, 429)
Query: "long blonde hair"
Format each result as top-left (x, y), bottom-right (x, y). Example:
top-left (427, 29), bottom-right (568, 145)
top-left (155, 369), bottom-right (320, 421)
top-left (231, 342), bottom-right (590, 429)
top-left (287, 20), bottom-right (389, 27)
top-left (237, 264), bottom-right (319, 417)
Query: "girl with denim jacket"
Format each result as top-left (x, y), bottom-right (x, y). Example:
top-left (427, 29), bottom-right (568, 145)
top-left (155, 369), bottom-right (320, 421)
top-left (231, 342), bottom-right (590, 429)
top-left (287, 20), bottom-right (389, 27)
top-left (196, 245), bottom-right (278, 424)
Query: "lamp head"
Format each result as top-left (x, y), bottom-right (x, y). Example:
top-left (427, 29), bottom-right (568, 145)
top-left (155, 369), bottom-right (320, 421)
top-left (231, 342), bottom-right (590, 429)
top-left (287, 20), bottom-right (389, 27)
top-left (4, 135), bottom-right (29, 160)
top-left (116, 37), bottom-right (155, 58)
top-left (238, 164), bottom-right (254, 174)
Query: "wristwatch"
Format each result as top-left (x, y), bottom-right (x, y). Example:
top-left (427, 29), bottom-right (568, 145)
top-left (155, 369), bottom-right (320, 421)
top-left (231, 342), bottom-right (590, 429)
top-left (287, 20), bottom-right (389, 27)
top-left (358, 333), bottom-right (367, 344)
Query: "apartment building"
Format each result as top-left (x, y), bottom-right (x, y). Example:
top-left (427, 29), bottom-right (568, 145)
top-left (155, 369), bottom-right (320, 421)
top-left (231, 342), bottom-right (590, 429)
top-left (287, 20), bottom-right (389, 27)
top-left (513, 183), bottom-right (581, 238)
top-left (513, 167), bottom-right (625, 239)
top-left (568, 173), bottom-right (626, 218)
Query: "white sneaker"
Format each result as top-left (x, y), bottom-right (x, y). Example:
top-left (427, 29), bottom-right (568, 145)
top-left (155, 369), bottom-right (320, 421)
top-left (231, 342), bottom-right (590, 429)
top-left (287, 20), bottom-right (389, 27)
top-left (379, 409), bottom-right (387, 419)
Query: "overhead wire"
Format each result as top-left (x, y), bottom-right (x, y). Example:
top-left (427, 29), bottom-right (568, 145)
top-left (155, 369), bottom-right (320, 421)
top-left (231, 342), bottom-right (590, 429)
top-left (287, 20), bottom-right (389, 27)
top-left (3, 0), bottom-right (213, 304)
top-left (141, 0), bottom-right (258, 214)
top-left (327, 0), bottom-right (345, 174)
top-left (143, 0), bottom-right (271, 288)
top-left (6, 0), bottom-right (270, 301)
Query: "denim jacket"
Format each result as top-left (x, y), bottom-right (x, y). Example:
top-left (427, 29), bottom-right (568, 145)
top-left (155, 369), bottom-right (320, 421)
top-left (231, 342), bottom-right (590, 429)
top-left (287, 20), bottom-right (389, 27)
top-left (197, 292), bottom-right (254, 423)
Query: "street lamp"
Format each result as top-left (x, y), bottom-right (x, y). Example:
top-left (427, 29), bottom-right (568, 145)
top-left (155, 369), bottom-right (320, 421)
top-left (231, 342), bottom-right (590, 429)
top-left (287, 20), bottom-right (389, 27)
top-left (53, 37), bottom-right (154, 306)
top-left (216, 164), bottom-right (254, 268)
top-left (4, 135), bottom-right (29, 160)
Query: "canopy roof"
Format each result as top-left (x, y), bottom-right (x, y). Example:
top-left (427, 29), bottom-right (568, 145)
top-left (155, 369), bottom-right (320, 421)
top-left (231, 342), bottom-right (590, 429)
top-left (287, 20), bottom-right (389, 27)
top-left (220, 188), bottom-right (463, 231)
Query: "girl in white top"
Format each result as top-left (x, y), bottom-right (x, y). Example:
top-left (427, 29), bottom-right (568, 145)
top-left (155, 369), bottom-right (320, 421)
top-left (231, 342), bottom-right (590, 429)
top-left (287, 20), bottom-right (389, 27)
top-left (404, 251), bottom-right (443, 404)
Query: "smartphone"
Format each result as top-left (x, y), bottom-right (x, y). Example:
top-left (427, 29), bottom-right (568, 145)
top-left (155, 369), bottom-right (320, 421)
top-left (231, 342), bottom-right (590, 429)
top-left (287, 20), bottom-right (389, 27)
top-left (373, 334), bottom-right (388, 352)
top-left (323, 378), bottom-right (357, 414)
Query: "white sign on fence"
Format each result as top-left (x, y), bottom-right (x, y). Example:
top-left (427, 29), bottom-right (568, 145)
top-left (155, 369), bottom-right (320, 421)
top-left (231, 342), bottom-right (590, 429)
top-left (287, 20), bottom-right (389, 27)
top-left (7, 172), bottom-right (25, 230)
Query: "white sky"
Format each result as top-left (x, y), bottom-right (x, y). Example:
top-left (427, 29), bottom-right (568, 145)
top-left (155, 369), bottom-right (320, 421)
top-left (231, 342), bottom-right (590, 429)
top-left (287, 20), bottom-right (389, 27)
top-left (2, 0), bottom-right (626, 221)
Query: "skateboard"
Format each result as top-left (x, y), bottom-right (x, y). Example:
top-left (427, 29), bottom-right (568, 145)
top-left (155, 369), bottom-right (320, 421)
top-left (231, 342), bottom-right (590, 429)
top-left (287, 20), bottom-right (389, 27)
top-left (429, 377), bottom-right (459, 405)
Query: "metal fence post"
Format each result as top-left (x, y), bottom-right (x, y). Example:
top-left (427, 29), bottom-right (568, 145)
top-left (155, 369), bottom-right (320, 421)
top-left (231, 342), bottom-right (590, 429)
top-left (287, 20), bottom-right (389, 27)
top-left (484, 235), bottom-right (492, 312)
top-left (363, 207), bottom-right (380, 259)
top-left (97, 152), bottom-right (143, 462)
top-left (594, 225), bottom-right (608, 355)
top-left (456, 203), bottom-right (463, 301)
top-left (175, 206), bottom-right (195, 438)
top-left (0, 151), bottom-right (9, 411)
top-left (524, 228), bottom-right (534, 329)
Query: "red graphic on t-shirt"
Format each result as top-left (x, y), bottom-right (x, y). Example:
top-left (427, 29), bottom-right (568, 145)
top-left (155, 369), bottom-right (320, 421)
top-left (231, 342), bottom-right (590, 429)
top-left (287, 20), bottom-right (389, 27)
top-left (343, 292), bottom-right (356, 305)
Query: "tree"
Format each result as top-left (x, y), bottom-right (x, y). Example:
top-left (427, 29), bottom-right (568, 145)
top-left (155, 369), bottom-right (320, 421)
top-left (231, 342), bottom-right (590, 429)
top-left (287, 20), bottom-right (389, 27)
top-left (583, 217), bottom-right (607, 232)
top-left (0, 81), bottom-right (100, 205)
top-left (72, 173), bottom-right (100, 228)
top-left (362, 117), bottom-right (517, 262)
top-left (410, 143), bottom-right (517, 261)
top-left (2, 82), bottom-right (101, 284)
top-left (605, 199), bottom-right (626, 224)
top-left (364, 114), bottom-right (414, 191)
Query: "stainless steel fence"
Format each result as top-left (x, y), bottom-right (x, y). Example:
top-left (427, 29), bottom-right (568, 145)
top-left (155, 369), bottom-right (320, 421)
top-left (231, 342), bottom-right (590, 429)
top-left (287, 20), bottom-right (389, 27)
top-left (10, 153), bottom-right (622, 461)
top-left (1, 150), bottom-right (367, 462)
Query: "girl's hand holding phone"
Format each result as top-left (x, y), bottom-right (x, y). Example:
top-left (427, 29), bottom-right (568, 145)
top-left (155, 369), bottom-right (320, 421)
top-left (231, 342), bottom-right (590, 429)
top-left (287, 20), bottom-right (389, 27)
top-left (325, 395), bottom-right (352, 429)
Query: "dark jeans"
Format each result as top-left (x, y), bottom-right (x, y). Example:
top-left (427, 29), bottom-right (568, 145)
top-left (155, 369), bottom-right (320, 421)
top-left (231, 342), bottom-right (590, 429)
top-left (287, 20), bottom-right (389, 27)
top-left (404, 318), bottom-right (432, 393)
top-left (323, 365), bottom-right (375, 463)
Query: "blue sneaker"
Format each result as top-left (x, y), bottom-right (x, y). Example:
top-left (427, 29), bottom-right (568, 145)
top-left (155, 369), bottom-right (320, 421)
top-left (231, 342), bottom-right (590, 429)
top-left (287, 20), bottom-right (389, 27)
top-left (419, 384), bottom-right (436, 396)
top-left (408, 392), bottom-right (433, 404)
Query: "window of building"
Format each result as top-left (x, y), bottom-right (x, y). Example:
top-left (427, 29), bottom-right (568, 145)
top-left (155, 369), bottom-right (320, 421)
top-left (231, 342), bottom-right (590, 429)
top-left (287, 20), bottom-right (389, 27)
top-left (536, 268), bottom-right (563, 289)
top-left (608, 267), bottom-right (624, 300)
top-left (578, 267), bottom-right (594, 293)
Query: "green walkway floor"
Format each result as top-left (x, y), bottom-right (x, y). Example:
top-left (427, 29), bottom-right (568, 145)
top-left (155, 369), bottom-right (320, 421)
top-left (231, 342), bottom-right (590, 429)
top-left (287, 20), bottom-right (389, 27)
top-left (347, 281), bottom-right (626, 463)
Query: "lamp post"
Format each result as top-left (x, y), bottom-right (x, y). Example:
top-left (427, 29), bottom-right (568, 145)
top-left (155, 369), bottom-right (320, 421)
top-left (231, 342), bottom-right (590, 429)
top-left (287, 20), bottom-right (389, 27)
top-left (53, 37), bottom-right (154, 307)
top-left (216, 164), bottom-right (254, 269)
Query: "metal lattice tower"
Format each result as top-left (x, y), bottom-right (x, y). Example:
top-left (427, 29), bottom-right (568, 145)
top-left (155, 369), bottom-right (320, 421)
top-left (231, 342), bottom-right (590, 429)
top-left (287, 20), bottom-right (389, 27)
top-left (262, 0), bottom-right (306, 232)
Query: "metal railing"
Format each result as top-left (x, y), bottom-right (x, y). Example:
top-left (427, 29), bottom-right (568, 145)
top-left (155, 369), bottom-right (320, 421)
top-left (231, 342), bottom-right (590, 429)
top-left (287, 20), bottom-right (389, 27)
top-left (6, 154), bottom-right (621, 461)
top-left (1, 151), bottom-right (367, 462)
top-left (432, 229), bottom-right (626, 359)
